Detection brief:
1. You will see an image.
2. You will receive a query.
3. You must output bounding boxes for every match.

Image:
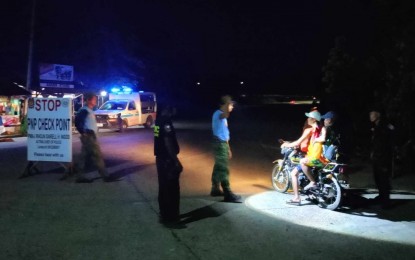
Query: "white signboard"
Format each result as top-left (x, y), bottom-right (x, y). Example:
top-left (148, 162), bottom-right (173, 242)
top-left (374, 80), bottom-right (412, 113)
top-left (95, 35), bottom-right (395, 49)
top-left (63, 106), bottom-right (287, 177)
top-left (39, 63), bottom-right (74, 82)
top-left (27, 98), bottom-right (72, 162)
top-left (40, 82), bottom-right (75, 89)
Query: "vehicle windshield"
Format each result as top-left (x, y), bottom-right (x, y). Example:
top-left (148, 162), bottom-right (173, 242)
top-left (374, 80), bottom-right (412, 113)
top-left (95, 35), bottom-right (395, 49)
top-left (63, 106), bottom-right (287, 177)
top-left (99, 101), bottom-right (127, 110)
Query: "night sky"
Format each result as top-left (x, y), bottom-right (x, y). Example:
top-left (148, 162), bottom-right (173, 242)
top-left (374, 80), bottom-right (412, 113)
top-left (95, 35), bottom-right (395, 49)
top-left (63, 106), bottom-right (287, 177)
top-left (1, 0), bottom-right (373, 97)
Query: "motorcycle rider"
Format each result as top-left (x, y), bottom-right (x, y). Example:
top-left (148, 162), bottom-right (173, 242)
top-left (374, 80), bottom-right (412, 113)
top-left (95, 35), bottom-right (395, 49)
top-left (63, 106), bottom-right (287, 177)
top-left (281, 110), bottom-right (328, 205)
top-left (282, 107), bottom-right (318, 154)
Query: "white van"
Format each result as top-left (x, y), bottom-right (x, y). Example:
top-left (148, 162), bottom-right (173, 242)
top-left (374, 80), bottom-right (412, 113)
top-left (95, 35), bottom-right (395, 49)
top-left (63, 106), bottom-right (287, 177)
top-left (95, 92), bottom-right (156, 131)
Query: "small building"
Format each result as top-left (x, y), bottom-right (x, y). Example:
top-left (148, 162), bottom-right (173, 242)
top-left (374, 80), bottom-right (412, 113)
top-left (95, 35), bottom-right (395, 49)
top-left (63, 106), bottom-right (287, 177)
top-left (0, 78), bottom-right (31, 135)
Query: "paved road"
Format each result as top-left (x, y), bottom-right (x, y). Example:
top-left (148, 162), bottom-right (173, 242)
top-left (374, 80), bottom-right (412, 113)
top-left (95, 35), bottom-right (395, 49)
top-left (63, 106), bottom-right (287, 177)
top-left (0, 120), bottom-right (414, 259)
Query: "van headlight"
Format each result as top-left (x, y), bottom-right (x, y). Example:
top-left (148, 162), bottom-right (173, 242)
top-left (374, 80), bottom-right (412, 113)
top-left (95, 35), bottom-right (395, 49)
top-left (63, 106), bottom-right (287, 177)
top-left (108, 114), bottom-right (118, 119)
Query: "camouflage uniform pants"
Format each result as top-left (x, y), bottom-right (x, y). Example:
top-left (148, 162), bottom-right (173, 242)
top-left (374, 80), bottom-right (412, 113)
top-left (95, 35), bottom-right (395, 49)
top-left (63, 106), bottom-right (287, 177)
top-left (76, 133), bottom-right (107, 178)
top-left (211, 141), bottom-right (230, 191)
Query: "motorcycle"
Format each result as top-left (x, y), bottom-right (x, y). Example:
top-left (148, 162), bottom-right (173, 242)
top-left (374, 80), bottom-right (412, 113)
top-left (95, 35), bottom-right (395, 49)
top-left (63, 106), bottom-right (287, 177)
top-left (271, 146), bottom-right (349, 210)
top-left (271, 147), bottom-right (303, 193)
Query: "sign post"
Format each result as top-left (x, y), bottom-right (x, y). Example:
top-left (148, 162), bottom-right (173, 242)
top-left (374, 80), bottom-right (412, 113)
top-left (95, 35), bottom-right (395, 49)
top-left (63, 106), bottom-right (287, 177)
top-left (21, 98), bottom-right (73, 177)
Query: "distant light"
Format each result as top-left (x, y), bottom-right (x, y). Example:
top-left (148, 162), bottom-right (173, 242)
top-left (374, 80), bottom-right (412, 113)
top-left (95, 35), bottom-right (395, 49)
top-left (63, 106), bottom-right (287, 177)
top-left (111, 87), bottom-right (121, 93)
top-left (63, 94), bottom-right (75, 98)
top-left (100, 91), bottom-right (107, 97)
top-left (41, 88), bottom-right (45, 91)
top-left (240, 81), bottom-right (244, 85)
top-left (139, 91), bottom-right (144, 93)
top-left (13, 82), bottom-right (26, 88)
top-left (290, 100), bottom-right (296, 104)
top-left (122, 87), bottom-right (132, 94)
top-left (196, 82), bottom-right (201, 85)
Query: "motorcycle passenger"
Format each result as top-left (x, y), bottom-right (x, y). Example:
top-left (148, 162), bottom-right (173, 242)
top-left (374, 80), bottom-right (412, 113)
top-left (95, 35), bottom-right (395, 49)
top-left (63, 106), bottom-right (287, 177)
top-left (321, 111), bottom-right (339, 161)
top-left (282, 111), bottom-right (328, 205)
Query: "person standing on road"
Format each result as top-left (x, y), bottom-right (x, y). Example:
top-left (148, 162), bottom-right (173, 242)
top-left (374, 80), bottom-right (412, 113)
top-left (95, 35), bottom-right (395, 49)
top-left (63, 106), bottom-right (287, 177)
top-left (74, 92), bottom-right (110, 183)
top-left (154, 103), bottom-right (183, 223)
top-left (369, 106), bottom-right (394, 208)
top-left (210, 95), bottom-right (241, 203)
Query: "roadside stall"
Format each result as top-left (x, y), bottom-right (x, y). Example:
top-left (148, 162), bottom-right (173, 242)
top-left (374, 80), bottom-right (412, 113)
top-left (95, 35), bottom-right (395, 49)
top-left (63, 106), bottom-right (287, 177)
top-left (0, 79), bottom-right (31, 136)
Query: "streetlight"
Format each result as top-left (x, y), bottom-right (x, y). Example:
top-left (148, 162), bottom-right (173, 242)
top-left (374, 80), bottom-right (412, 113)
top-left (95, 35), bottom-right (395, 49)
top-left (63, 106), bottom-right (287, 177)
top-left (100, 91), bottom-right (107, 106)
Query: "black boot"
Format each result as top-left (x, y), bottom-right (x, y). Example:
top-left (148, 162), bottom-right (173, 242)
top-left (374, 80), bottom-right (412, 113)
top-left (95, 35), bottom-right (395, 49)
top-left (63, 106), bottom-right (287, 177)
top-left (210, 185), bottom-right (224, 197)
top-left (224, 190), bottom-right (242, 203)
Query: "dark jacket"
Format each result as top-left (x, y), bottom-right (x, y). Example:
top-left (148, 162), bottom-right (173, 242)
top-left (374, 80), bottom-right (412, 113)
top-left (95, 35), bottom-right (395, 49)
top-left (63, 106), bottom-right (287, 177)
top-left (74, 108), bottom-right (88, 134)
top-left (154, 116), bottom-right (179, 159)
top-left (370, 121), bottom-right (393, 165)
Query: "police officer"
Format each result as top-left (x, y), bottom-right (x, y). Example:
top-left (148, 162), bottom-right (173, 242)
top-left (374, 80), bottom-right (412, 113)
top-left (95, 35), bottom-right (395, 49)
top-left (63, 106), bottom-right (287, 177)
top-left (74, 92), bottom-right (110, 183)
top-left (154, 103), bottom-right (182, 223)
top-left (369, 106), bottom-right (394, 208)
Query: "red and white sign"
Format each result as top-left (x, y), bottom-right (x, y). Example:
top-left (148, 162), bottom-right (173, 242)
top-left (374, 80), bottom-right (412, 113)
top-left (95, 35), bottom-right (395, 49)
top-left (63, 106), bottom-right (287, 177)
top-left (27, 98), bottom-right (72, 162)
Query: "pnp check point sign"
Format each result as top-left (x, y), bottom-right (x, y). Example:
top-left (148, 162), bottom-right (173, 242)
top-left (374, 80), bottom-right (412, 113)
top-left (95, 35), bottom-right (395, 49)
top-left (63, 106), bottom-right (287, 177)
top-left (27, 98), bottom-right (72, 162)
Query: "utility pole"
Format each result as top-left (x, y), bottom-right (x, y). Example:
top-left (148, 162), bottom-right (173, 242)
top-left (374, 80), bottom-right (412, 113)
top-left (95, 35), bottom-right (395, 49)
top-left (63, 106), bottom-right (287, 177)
top-left (26, 0), bottom-right (36, 92)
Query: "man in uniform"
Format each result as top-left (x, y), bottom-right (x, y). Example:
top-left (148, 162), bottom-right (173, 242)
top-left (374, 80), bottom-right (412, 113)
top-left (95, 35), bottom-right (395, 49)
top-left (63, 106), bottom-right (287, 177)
top-left (369, 106), bottom-right (394, 208)
top-left (210, 95), bottom-right (241, 203)
top-left (74, 92), bottom-right (110, 183)
top-left (154, 103), bottom-right (183, 223)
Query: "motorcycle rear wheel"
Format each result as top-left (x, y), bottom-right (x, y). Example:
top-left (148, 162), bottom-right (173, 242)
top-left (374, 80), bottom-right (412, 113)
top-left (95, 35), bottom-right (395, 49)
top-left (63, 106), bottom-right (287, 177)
top-left (271, 163), bottom-right (290, 193)
top-left (318, 177), bottom-right (342, 210)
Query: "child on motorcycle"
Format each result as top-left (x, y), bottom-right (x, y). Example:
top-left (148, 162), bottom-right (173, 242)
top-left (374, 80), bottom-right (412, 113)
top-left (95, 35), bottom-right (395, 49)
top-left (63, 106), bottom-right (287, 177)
top-left (281, 110), bottom-right (328, 205)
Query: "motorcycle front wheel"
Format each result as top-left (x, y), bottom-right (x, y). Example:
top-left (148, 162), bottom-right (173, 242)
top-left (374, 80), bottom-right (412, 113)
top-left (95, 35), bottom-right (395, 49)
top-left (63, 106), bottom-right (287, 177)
top-left (271, 163), bottom-right (290, 193)
top-left (318, 177), bottom-right (342, 210)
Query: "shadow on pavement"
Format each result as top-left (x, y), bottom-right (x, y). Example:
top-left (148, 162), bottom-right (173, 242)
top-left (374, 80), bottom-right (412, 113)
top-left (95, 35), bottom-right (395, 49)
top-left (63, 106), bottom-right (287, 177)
top-left (252, 184), bottom-right (274, 191)
top-left (17, 157), bottom-right (151, 183)
top-left (339, 189), bottom-right (415, 222)
top-left (107, 164), bottom-right (151, 180)
top-left (179, 202), bottom-right (234, 225)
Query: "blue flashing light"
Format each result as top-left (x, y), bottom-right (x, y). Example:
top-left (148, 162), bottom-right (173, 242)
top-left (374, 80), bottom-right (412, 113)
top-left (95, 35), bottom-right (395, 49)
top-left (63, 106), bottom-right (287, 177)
top-left (111, 87), bottom-right (121, 93)
top-left (123, 87), bottom-right (133, 94)
top-left (138, 91), bottom-right (144, 93)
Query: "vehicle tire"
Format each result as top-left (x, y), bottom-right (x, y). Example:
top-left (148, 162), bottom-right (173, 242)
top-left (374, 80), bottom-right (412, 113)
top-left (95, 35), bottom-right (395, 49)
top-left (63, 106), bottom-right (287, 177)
top-left (271, 163), bottom-right (290, 193)
top-left (318, 177), bottom-right (342, 210)
top-left (144, 116), bottom-right (153, 129)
